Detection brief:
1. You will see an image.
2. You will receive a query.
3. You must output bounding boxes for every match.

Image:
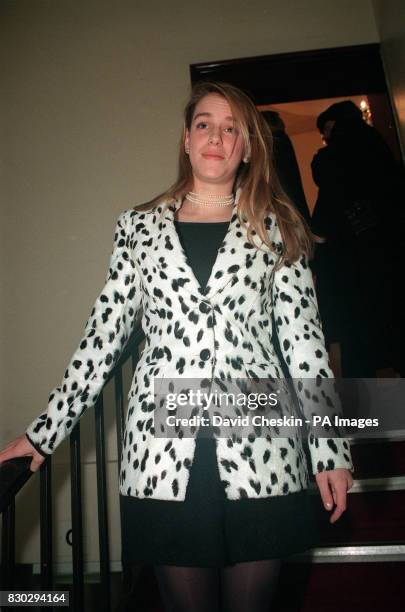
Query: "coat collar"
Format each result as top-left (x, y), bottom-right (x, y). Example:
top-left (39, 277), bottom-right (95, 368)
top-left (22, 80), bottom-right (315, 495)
top-left (152, 187), bottom-right (261, 301)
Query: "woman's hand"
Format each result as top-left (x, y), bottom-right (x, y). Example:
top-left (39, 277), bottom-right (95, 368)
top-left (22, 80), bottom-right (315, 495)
top-left (315, 468), bottom-right (353, 523)
top-left (0, 435), bottom-right (46, 473)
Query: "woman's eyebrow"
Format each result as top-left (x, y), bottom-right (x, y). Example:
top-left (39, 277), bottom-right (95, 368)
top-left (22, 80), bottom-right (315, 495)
top-left (193, 112), bottom-right (211, 121)
top-left (193, 112), bottom-right (235, 122)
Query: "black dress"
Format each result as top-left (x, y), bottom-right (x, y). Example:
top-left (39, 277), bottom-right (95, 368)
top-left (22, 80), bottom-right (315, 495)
top-left (121, 220), bottom-right (320, 568)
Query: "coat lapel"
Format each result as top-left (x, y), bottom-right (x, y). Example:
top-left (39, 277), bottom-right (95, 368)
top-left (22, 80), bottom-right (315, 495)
top-left (151, 188), bottom-right (260, 301)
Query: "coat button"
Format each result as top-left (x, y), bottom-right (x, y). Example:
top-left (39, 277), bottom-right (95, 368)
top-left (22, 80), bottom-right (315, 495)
top-left (199, 349), bottom-right (211, 361)
top-left (199, 301), bottom-right (211, 314)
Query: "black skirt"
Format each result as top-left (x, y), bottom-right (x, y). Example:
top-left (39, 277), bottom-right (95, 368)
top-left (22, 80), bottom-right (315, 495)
top-left (120, 434), bottom-right (320, 568)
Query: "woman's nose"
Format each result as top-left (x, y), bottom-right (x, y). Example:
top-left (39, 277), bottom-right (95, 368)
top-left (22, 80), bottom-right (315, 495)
top-left (208, 127), bottom-right (221, 144)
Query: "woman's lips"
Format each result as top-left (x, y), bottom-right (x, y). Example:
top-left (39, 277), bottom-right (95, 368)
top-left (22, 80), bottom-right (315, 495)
top-left (202, 153), bottom-right (225, 159)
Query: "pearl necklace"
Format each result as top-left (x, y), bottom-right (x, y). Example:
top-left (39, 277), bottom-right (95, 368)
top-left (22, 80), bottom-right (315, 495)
top-left (185, 191), bottom-right (235, 207)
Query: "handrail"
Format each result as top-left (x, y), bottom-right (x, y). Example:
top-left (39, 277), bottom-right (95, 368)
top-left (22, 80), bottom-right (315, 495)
top-left (0, 457), bottom-right (33, 514)
top-left (0, 324), bottom-right (145, 515)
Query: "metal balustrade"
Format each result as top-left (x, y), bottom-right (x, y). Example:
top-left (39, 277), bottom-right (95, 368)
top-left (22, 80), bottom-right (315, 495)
top-left (0, 324), bottom-right (145, 612)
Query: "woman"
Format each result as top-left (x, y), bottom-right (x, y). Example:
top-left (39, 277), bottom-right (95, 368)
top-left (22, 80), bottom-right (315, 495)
top-left (0, 82), bottom-right (353, 611)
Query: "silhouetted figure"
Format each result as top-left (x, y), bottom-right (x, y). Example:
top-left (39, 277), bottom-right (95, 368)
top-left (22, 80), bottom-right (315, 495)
top-left (262, 111), bottom-right (311, 223)
top-left (311, 100), bottom-right (404, 377)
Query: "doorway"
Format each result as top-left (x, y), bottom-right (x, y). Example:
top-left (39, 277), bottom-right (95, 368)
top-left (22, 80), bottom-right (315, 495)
top-left (258, 93), bottom-right (396, 214)
top-left (190, 43), bottom-right (403, 377)
top-left (190, 43), bottom-right (403, 180)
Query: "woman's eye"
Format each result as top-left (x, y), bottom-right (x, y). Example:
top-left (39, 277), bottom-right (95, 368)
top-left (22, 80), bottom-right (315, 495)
top-left (196, 122), bottom-right (208, 129)
top-left (224, 126), bottom-right (237, 134)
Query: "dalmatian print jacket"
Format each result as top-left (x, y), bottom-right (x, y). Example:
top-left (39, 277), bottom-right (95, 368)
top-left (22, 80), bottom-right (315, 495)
top-left (26, 189), bottom-right (353, 501)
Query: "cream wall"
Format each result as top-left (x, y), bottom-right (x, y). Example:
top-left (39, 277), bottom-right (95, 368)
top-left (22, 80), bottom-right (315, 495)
top-left (1, 0), bottom-right (379, 567)
top-left (373, 0), bottom-right (405, 158)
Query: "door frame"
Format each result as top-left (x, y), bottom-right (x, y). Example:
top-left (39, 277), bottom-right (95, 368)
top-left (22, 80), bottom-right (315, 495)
top-left (190, 43), bottom-right (403, 161)
top-left (190, 43), bottom-right (387, 104)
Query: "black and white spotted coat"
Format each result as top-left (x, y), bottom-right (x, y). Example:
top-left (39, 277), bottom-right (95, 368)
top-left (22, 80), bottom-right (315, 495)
top-left (26, 189), bottom-right (353, 501)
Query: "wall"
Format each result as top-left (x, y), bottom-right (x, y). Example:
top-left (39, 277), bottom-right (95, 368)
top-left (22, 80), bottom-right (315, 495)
top-left (373, 0), bottom-right (405, 157)
top-left (0, 0), bottom-right (379, 568)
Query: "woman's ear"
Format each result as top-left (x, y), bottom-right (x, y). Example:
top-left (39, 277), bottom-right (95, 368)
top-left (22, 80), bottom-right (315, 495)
top-left (243, 140), bottom-right (251, 163)
top-left (184, 128), bottom-right (190, 154)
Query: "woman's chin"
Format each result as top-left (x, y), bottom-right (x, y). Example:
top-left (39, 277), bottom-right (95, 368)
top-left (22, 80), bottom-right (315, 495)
top-left (193, 170), bottom-right (233, 184)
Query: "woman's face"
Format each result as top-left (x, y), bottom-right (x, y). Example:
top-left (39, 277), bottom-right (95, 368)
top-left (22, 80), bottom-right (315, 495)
top-left (184, 93), bottom-right (246, 189)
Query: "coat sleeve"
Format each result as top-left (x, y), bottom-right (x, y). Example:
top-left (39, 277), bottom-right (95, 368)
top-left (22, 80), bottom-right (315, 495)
top-left (25, 209), bottom-right (143, 457)
top-left (270, 220), bottom-right (354, 475)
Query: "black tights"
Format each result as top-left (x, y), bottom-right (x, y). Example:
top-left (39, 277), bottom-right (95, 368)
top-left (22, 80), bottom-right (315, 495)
top-left (154, 559), bottom-right (281, 612)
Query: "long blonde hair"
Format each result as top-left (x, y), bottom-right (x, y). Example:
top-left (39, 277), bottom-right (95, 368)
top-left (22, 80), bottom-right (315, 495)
top-left (137, 81), bottom-right (319, 265)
